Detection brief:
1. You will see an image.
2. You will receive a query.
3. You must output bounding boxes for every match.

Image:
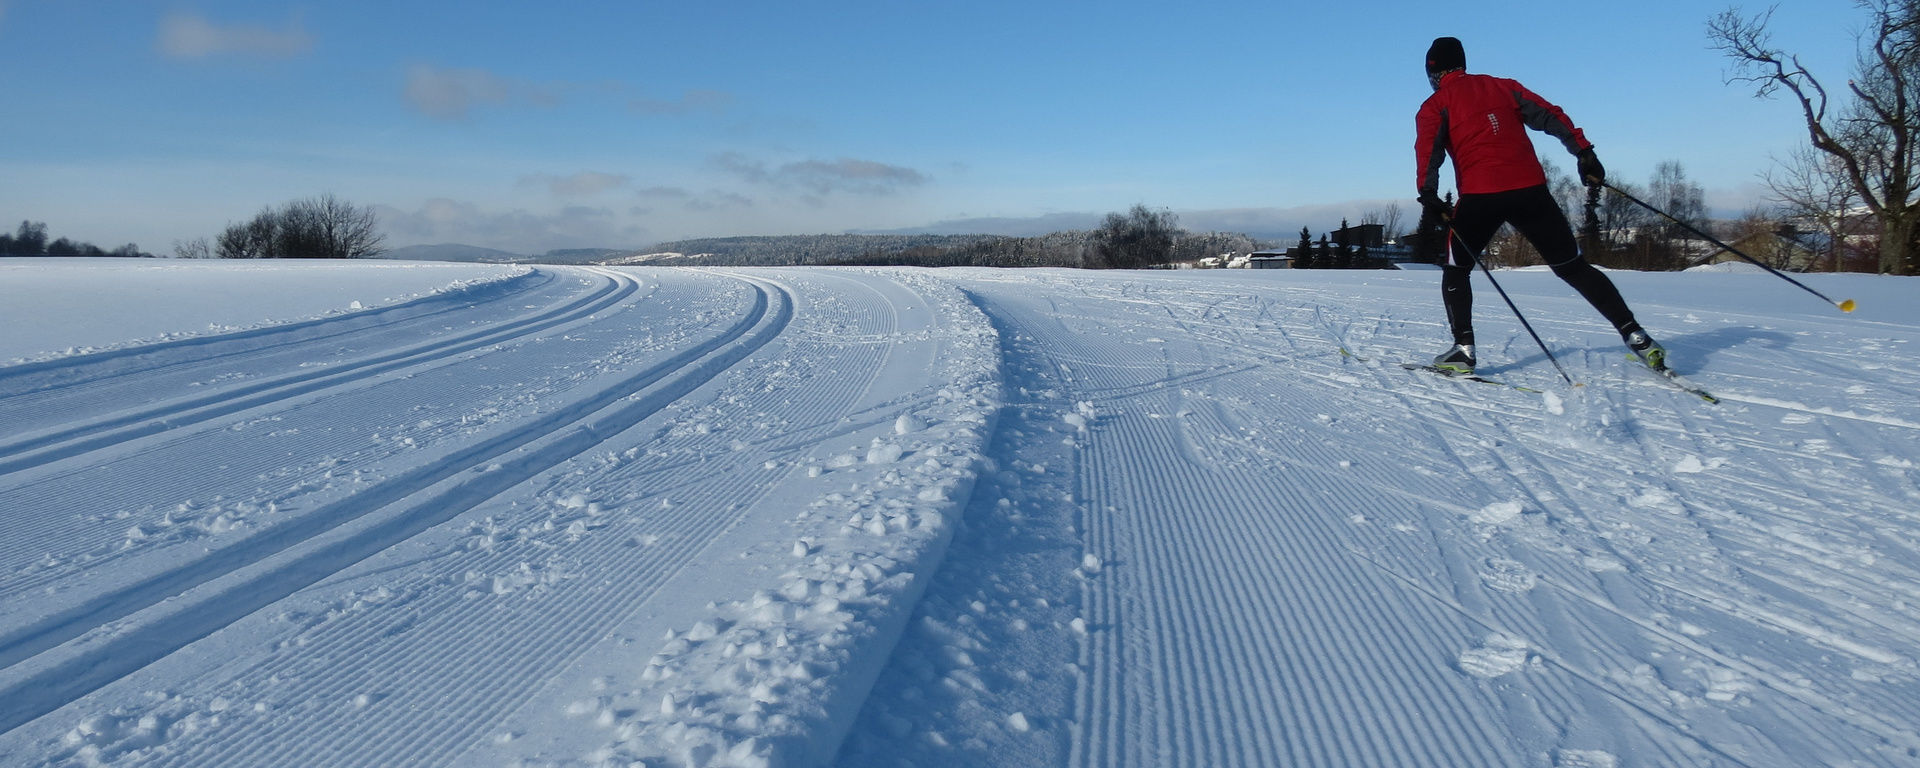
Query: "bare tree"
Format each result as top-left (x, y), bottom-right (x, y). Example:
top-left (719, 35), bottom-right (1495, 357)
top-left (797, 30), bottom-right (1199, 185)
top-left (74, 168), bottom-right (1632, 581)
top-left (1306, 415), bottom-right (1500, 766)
top-left (12, 221), bottom-right (48, 256)
top-left (305, 193), bottom-right (386, 259)
top-left (1725, 204), bottom-right (1796, 269)
top-left (1361, 204), bottom-right (1406, 243)
top-left (1483, 224), bottom-right (1539, 268)
top-left (216, 195), bottom-right (386, 259)
top-left (1710, 1), bottom-right (1920, 274)
top-left (1767, 144), bottom-right (1865, 270)
top-left (217, 208), bottom-right (278, 259)
top-left (173, 237), bottom-right (214, 259)
top-left (1648, 161), bottom-right (1707, 266)
top-left (1649, 161), bottom-right (1707, 235)
top-left (1590, 181), bottom-right (1658, 269)
top-left (1090, 204), bottom-right (1179, 269)
top-left (1541, 155), bottom-right (1584, 223)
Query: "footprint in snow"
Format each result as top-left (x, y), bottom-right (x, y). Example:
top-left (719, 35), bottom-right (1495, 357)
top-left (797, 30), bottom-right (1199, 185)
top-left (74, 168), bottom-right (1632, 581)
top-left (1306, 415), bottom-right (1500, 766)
top-left (1457, 633), bottom-right (1533, 679)
top-left (1553, 749), bottom-right (1619, 768)
top-left (1477, 557), bottom-right (1537, 593)
top-left (1468, 501), bottom-right (1525, 526)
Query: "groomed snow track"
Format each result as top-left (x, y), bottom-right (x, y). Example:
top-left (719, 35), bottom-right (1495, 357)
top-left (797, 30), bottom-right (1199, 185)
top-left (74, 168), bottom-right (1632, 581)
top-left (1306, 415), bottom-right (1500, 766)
top-left (4, 263), bottom-right (1919, 767)
top-left (0, 267), bottom-right (785, 729)
top-left (0, 265), bottom-right (1007, 766)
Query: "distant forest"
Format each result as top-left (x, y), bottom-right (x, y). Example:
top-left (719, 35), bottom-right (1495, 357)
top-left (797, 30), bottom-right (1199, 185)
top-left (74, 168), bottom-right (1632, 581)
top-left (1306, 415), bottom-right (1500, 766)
top-left (618, 208), bottom-right (1262, 269)
top-left (0, 221), bottom-right (156, 258)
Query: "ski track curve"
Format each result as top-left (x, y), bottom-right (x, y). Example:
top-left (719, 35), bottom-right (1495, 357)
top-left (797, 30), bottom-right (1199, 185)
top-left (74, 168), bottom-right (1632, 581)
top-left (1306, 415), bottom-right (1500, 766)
top-left (0, 268), bottom-right (785, 749)
top-left (5, 265), bottom-right (1919, 767)
top-left (0, 268), bottom-right (629, 476)
top-left (0, 267), bottom-right (649, 615)
top-left (0, 266), bottom-right (1008, 768)
top-left (836, 268), bottom-right (1920, 768)
top-left (0, 265), bottom-right (550, 399)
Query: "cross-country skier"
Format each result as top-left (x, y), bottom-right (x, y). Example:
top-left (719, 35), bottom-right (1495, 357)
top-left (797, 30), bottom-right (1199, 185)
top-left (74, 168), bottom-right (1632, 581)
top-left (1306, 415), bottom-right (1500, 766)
top-left (1415, 36), bottom-right (1665, 374)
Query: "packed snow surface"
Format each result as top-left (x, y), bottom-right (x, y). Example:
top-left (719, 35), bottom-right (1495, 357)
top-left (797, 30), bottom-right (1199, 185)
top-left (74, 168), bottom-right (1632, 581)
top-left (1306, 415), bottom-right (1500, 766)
top-left (1, 257), bottom-right (1917, 767)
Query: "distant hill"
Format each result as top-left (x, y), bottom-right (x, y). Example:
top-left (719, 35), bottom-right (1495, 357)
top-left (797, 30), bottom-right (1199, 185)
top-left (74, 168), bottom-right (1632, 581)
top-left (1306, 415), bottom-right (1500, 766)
top-left (391, 229), bottom-right (1264, 270)
top-left (382, 244), bottom-right (634, 265)
top-left (605, 234), bottom-right (1010, 267)
top-left (536, 248), bottom-right (630, 264)
top-left (382, 244), bottom-right (526, 263)
top-left (595, 228), bottom-right (1266, 268)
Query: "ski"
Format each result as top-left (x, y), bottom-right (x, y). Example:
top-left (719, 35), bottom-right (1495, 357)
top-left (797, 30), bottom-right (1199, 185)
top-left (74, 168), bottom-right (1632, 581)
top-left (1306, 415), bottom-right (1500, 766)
top-left (1634, 357), bottom-right (1719, 404)
top-left (1338, 347), bottom-right (1545, 393)
top-left (1398, 362), bottom-right (1546, 393)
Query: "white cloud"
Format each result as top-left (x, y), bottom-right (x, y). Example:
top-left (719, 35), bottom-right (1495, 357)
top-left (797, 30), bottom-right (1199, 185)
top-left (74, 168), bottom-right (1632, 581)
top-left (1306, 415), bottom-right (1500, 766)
top-left (158, 11), bottom-right (312, 60)
top-left (714, 153), bottom-right (929, 198)
top-left (403, 65), bottom-right (520, 121)
top-left (402, 65), bottom-right (569, 120)
top-left (401, 67), bottom-right (728, 123)
top-left (637, 186), bottom-right (754, 212)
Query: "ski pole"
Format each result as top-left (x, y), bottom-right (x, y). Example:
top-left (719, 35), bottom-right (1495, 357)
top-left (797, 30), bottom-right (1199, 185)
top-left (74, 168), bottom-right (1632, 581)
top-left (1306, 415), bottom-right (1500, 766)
top-left (1601, 182), bottom-right (1856, 313)
top-left (1447, 227), bottom-right (1578, 386)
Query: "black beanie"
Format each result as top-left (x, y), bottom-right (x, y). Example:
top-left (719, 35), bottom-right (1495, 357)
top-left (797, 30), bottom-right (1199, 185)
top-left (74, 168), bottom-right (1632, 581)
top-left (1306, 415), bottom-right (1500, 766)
top-left (1426, 37), bottom-right (1466, 75)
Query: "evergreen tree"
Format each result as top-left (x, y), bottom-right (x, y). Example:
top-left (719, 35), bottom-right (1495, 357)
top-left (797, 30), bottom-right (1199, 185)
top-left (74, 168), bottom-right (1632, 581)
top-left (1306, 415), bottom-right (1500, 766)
top-left (1333, 219), bottom-right (1353, 269)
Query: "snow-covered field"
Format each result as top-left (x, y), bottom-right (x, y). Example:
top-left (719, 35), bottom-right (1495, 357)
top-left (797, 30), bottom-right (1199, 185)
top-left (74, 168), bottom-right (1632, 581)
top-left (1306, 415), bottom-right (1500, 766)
top-left (1, 257), bottom-right (1917, 767)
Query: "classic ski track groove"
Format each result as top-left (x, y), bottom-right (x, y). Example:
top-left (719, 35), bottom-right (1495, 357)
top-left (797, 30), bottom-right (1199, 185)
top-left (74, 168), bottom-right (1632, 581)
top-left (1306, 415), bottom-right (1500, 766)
top-left (1312, 321), bottom-right (1777, 765)
top-left (163, 270), bottom-right (912, 766)
top-left (0, 271), bottom-right (793, 735)
top-left (991, 283), bottom-right (1519, 767)
top-left (3, 267), bottom-right (1916, 765)
top-left (0, 267), bottom-right (639, 477)
top-left (935, 273), bottom-right (1920, 767)
top-left (0, 268), bottom-right (556, 398)
top-left (0, 267), bottom-right (644, 599)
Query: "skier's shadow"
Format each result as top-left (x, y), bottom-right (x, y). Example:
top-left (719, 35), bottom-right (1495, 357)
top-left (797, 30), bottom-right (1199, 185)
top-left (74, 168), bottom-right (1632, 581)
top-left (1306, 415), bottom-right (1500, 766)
top-left (1489, 325), bottom-right (1795, 375)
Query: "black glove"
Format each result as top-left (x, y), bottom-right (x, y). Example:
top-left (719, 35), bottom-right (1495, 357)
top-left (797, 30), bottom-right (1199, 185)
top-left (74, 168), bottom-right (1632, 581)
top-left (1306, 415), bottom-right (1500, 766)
top-left (1417, 191), bottom-right (1451, 221)
top-left (1577, 147), bottom-right (1605, 187)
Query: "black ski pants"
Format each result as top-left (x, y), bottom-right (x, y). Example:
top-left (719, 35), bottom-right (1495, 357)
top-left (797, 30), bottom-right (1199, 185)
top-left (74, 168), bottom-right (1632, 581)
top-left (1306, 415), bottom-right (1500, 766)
top-left (1441, 184), bottom-right (1640, 347)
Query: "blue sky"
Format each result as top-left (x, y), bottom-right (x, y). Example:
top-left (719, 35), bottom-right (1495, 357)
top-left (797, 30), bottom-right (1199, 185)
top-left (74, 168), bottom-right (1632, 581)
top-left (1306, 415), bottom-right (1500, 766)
top-left (0, 1), bottom-right (1859, 254)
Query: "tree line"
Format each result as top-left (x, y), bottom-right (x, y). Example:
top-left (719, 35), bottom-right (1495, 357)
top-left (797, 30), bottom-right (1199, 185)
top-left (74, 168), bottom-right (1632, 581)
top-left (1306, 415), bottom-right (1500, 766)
top-left (175, 195), bottom-right (385, 259)
top-left (632, 206), bottom-right (1258, 269)
top-left (6, 196), bottom-right (386, 261)
top-left (0, 221), bottom-right (155, 258)
top-left (1411, 160), bottom-right (1723, 272)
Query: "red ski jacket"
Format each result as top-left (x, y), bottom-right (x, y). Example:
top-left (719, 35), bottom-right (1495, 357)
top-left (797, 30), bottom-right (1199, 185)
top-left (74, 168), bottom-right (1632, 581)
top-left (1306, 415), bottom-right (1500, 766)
top-left (1416, 70), bottom-right (1591, 196)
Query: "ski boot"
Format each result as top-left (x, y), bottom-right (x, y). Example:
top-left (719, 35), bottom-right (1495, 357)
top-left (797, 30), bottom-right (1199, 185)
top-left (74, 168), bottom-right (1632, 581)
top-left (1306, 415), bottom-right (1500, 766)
top-left (1625, 331), bottom-right (1666, 371)
top-left (1433, 343), bottom-right (1475, 375)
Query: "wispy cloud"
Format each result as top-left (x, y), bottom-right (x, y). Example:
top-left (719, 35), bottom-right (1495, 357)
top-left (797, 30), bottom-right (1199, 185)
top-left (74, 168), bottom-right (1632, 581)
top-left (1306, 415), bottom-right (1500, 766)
top-left (402, 68), bottom-right (730, 123)
top-left (714, 153), bottom-right (929, 198)
top-left (518, 171), bottom-right (632, 197)
top-left (157, 11), bottom-right (313, 60)
top-left (403, 65), bottom-right (563, 121)
top-left (637, 186), bottom-right (754, 212)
